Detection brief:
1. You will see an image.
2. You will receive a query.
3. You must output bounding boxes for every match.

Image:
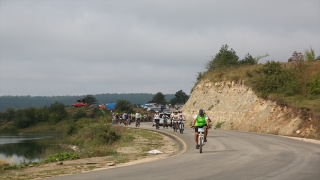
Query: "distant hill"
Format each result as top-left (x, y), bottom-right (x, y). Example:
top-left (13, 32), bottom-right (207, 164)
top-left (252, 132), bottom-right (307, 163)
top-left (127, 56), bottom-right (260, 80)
top-left (0, 93), bottom-right (176, 111)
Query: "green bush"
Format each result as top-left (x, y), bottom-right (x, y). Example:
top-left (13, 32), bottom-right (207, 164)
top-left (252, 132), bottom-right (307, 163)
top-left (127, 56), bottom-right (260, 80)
top-left (42, 152), bottom-right (79, 163)
top-left (65, 119), bottom-right (120, 147)
top-left (73, 109), bottom-right (87, 121)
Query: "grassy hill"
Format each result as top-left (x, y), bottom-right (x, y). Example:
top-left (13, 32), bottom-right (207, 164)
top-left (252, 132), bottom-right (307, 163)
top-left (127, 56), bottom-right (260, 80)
top-left (196, 61), bottom-right (320, 117)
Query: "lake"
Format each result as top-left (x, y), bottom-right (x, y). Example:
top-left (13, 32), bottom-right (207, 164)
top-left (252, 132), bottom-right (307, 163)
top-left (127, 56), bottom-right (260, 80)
top-left (0, 132), bottom-right (63, 165)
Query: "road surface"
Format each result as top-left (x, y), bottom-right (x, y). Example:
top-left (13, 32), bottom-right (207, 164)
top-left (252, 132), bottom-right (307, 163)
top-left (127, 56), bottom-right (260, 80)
top-left (45, 123), bottom-right (320, 180)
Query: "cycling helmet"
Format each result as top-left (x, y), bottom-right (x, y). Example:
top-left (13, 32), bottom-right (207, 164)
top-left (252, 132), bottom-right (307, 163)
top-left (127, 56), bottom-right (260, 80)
top-left (198, 109), bottom-right (204, 114)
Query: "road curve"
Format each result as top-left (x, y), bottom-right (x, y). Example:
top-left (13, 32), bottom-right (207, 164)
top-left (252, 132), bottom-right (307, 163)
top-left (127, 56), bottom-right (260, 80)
top-left (45, 124), bottom-right (320, 180)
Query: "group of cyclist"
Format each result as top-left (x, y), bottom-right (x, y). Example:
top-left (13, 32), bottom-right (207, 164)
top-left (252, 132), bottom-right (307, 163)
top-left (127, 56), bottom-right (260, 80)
top-left (153, 110), bottom-right (186, 130)
top-left (112, 112), bottom-right (151, 126)
top-left (155, 109), bottom-right (211, 149)
top-left (113, 108), bottom-right (212, 150)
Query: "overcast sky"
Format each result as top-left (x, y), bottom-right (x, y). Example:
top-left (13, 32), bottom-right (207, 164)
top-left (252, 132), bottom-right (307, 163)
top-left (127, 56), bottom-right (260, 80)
top-left (0, 0), bottom-right (319, 96)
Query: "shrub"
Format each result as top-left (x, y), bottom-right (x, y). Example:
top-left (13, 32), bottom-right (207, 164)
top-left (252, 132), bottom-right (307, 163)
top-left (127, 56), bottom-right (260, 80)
top-left (73, 109), bottom-right (87, 121)
top-left (42, 152), bottom-right (79, 163)
top-left (215, 121), bottom-right (225, 129)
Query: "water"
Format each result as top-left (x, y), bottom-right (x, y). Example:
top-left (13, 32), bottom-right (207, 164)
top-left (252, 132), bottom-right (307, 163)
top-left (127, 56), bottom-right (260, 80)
top-left (0, 133), bottom-right (63, 165)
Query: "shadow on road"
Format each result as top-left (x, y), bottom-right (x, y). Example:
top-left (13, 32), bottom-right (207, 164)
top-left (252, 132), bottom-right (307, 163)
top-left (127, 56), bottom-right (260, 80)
top-left (200, 149), bottom-right (237, 154)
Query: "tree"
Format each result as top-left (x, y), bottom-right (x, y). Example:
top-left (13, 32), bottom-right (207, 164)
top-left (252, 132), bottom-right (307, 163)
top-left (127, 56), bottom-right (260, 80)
top-left (305, 46), bottom-right (315, 62)
top-left (170, 90), bottom-right (189, 104)
top-left (83, 95), bottom-right (98, 105)
top-left (49, 101), bottom-right (67, 122)
top-left (206, 44), bottom-right (239, 70)
top-left (148, 92), bottom-right (166, 104)
top-left (114, 99), bottom-right (132, 113)
top-left (239, 53), bottom-right (255, 65)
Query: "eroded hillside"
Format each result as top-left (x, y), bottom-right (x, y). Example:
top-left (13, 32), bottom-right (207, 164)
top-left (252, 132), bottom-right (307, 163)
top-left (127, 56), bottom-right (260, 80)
top-left (181, 80), bottom-right (320, 139)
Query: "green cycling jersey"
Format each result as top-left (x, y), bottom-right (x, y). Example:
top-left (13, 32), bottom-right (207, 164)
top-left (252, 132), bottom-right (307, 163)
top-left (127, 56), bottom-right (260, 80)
top-left (195, 114), bottom-right (207, 127)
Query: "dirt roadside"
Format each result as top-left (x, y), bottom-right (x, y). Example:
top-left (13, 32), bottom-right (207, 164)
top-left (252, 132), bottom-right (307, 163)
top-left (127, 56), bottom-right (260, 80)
top-left (0, 129), bottom-right (180, 180)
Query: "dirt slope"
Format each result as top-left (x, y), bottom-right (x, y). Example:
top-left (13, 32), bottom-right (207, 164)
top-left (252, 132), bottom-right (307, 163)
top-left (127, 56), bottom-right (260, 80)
top-left (181, 80), bottom-right (320, 139)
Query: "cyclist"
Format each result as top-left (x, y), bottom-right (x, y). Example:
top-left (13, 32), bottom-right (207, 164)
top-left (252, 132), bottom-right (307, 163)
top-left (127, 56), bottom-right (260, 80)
top-left (123, 112), bottom-right (129, 125)
top-left (154, 111), bottom-right (160, 129)
top-left (135, 112), bottom-right (141, 127)
top-left (171, 110), bottom-right (179, 129)
top-left (191, 109), bottom-right (210, 149)
top-left (111, 112), bottom-right (115, 124)
top-left (115, 113), bottom-right (119, 124)
top-left (162, 112), bottom-right (170, 129)
top-left (178, 110), bottom-right (186, 120)
top-left (178, 114), bottom-right (184, 127)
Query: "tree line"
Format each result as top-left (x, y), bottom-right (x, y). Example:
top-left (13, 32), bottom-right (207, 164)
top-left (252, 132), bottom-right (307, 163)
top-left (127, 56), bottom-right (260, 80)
top-left (0, 90), bottom-right (189, 131)
top-left (0, 93), bottom-right (179, 112)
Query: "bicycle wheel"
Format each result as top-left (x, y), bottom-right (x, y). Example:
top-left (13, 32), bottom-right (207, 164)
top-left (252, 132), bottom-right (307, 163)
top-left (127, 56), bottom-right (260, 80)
top-left (199, 135), bottom-right (203, 153)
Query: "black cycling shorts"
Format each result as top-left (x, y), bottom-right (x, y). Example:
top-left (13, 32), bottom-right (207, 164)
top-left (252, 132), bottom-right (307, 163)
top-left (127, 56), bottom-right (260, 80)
top-left (194, 125), bottom-right (207, 133)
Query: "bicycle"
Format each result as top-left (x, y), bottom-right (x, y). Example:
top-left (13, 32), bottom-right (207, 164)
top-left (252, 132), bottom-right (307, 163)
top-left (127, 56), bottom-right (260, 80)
top-left (124, 119), bottom-right (128, 126)
top-left (198, 127), bottom-right (205, 153)
top-left (163, 118), bottom-right (168, 129)
top-left (172, 120), bottom-right (178, 132)
top-left (155, 119), bottom-right (160, 129)
top-left (135, 119), bottom-right (140, 127)
top-left (178, 120), bottom-right (184, 134)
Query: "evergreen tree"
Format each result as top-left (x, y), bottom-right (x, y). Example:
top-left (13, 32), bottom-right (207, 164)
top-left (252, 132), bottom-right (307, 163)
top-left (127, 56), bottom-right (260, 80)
top-left (206, 44), bottom-right (239, 70)
top-left (148, 92), bottom-right (166, 104)
top-left (170, 90), bottom-right (189, 104)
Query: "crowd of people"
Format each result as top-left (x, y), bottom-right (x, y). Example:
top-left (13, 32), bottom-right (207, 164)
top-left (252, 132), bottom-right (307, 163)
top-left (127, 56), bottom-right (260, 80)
top-left (111, 111), bottom-right (153, 125)
top-left (111, 107), bottom-right (213, 150)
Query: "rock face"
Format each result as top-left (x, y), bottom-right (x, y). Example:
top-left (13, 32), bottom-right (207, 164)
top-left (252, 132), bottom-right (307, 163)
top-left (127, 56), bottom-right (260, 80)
top-left (181, 80), bottom-right (319, 138)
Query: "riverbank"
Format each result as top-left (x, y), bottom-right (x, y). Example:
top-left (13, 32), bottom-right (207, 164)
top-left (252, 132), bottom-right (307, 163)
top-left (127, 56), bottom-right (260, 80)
top-left (0, 126), bottom-right (179, 180)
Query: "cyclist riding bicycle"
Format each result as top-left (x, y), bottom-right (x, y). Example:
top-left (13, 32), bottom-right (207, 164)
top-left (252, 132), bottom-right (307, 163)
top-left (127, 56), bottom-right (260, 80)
top-left (115, 113), bottom-right (119, 124)
top-left (154, 111), bottom-right (160, 129)
top-left (178, 114), bottom-right (184, 127)
top-left (162, 112), bottom-right (170, 129)
top-left (123, 112), bottom-right (129, 124)
top-left (171, 110), bottom-right (179, 129)
top-left (135, 112), bottom-right (141, 126)
top-left (191, 109), bottom-right (210, 149)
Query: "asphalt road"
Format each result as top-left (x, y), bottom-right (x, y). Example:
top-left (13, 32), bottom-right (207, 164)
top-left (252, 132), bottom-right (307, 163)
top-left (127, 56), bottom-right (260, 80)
top-left (45, 123), bottom-right (320, 180)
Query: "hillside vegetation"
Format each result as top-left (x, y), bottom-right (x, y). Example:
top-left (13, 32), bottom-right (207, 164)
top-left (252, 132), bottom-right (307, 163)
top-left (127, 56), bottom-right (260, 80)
top-left (196, 45), bottom-right (320, 118)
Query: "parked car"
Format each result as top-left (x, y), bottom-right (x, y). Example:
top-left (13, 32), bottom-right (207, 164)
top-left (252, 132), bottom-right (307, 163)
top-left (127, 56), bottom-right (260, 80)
top-left (143, 104), bottom-right (152, 110)
top-left (149, 107), bottom-right (162, 113)
top-left (152, 113), bottom-right (172, 127)
top-left (71, 102), bottom-right (86, 107)
top-left (162, 109), bottom-right (172, 114)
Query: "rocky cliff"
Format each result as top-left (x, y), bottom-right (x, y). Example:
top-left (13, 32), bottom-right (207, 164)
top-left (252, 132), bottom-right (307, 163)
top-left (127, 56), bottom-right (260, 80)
top-left (181, 80), bottom-right (319, 139)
